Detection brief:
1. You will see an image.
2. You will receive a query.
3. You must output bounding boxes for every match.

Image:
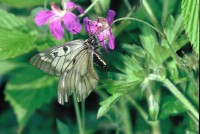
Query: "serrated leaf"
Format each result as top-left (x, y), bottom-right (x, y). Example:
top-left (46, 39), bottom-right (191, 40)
top-left (182, 0), bottom-right (199, 55)
top-left (165, 15), bottom-right (184, 44)
top-left (5, 65), bottom-right (57, 129)
top-left (0, 10), bottom-right (26, 30)
top-left (121, 43), bottom-right (145, 58)
top-left (159, 96), bottom-right (187, 119)
top-left (97, 92), bottom-right (124, 119)
top-left (57, 119), bottom-right (70, 134)
top-left (140, 26), bottom-right (157, 58)
top-left (0, 29), bottom-right (35, 60)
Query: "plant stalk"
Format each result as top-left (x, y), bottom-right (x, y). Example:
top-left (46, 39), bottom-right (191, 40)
top-left (113, 18), bottom-right (162, 35)
top-left (79, 0), bottom-right (100, 18)
top-left (73, 94), bottom-right (84, 134)
top-left (149, 74), bottom-right (199, 121)
top-left (81, 101), bottom-right (86, 132)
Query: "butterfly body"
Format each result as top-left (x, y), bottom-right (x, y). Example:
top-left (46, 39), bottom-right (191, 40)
top-left (30, 36), bottom-right (105, 104)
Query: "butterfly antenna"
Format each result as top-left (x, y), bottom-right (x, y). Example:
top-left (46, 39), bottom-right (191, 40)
top-left (72, 29), bottom-right (79, 34)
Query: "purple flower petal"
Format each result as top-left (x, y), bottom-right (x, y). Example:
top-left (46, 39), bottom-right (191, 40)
top-left (108, 31), bottom-right (115, 49)
top-left (34, 10), bottom-right (55, 26)
top-left (65, 1), bottom-right (76, 10)
top-left (83, 17), bottom-right (99, 35)
top-left (83, 17), bottom-right (90, 34)
top-left (76, 6), bottom-right (84, 14)
top-left (63, 12), bottom-right (81, 34)
top-left (49, 18), bottom-right (64, 40)
top-left (106, 10), bottom-right (116, 25)
top-left (65, 1), bottom-right (84, 14)
top-left (98, 32), bottom-right (107, 50)
top-left (51, 2), bottom-right (62, 12)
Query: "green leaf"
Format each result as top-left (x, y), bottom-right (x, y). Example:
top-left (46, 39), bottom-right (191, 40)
top-left (91, 0), bottom-right (111, 15)
top-left (0, 10), bottom-right (26, 30)
top-left (121, 43), bottom-right (145, 58)
top-left (185, 114), bottom-right (199, 133)
top-left (57, 119), bottom-right (70, 134)
top-left (165, 15), bottom-right (184, 44)
top-left (97, 92), bottom-right (124, 119)
top-left (0, 29), bottom-right (35, 60)
top-left (159, 96), bottom-right (187, 119)
top-left (182, 0), bottom-right (199, 55)
top-left (140, 26), bottom-right (157, 58)
top-left (5, 65), bottom-right (57, 130)
top-left (0, 0), bottom-right (59, 8)
top-left (0, 61), bottom-right (21, 74)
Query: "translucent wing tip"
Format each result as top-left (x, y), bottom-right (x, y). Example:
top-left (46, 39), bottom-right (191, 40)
top-left (58, 92), bottom-right (68, 105)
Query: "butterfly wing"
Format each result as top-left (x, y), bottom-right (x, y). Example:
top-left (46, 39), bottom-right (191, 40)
top-left (30, 40), bottom-right (86, 76)
top-left (30, 40), bottom-right (99, 104)
top-left (58, 48), bottom-right (99, 104)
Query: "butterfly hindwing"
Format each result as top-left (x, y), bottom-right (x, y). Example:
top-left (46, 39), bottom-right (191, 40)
top-left (58, 49), bottom-right (99, 104)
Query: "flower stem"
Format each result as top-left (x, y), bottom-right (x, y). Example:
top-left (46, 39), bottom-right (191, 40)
top-left (149, 74), bottom-right (199, 121)
top-left (140, 0), bottom-right (160, 29)
top-left (163, 79), bottom-right (199, 120)
top-left (163, 36), bottom-right (199, 91)
top-left (112, 17), bottom-right (163, 35)
top-left (123, 0), bottom-right (133, 14)
top-left (79, 0), bottom-right (100, 18)
top-left (73, 94), bottom-right (84, 134)
top-left (127, 95), bottom-right (148, 121)
top-left (120, 99), bottom-right (133, 134)
top-left (127, 95), bottom-right (161, 134)
top-left (44, 0), bottom-right (48, 9)
top-left (81, 101), bottom-right (86, 132)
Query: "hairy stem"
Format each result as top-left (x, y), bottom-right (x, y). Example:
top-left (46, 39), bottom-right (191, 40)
top-left (73, 94), bottom-right (84, 134)
top-left (113, 17), bottom-right (162, 35)
top-left (120, 99), bottom-right (133, 134)
top-left (127, 95), bottom-right (161, 134)
top-left (163, 35), bottom-right (199, 91)
top-left (140, 0), bottom-right (160, 29)
top-left (149, 74), bottom-right (199, 121)
top-left (81, 101), bottom-right (86, 132)
top-left (127, 95), bottom-right (148, 121)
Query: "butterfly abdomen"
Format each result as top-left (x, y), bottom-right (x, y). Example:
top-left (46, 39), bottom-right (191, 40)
top-left (93, 53), bottom-right (107, 69)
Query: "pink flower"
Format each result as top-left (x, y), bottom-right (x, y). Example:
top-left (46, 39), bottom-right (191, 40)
top-left (34, 1), bottom-right (84, 40)
top-left (83, 10), bottom-right (116, 50)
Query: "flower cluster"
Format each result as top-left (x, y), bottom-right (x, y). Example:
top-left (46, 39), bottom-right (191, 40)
top-left (35, 1), bottom-right (116, 50)
top-left (83, 10), bottom-right (116, 50)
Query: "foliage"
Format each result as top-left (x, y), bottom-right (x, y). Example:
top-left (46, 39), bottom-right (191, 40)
top-left (0, 0), bottom-right (199, 134)
top-left (182, 0), bottom-right (199, 55)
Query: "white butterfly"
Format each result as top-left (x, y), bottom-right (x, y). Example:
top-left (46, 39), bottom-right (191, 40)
top-left (30, 36), bottom-right (106, 105)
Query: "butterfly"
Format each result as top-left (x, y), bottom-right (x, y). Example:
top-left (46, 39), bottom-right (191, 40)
top-left (30, 36), bottom-right (107, 105)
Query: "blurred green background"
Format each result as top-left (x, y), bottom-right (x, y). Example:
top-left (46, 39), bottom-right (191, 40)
top-left (0, 0), bottom-right (199, 134)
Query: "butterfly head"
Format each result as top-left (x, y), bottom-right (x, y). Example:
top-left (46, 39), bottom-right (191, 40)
top-left (86, 35), bottom-right (99, 48)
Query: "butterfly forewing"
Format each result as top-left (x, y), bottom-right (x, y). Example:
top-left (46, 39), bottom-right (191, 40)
top-left (30, 40), bottom-right (99, 105)
top-left (30, 40), bottom-right (85, 76)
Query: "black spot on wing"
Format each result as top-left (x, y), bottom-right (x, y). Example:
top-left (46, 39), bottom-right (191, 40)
top-left (63, 46), bottom-right (68, 53)
top-left (72, 59), bottom-right (76, 65)
top-left (53, 52), bottom-right (58, 57)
